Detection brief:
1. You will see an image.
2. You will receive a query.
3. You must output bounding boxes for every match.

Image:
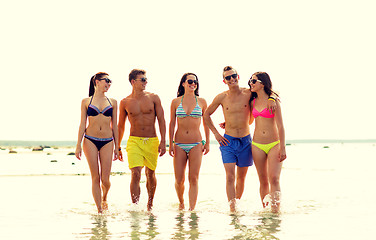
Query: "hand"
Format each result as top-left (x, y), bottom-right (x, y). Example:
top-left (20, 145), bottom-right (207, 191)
top-left (75, 146), bottom-right (82, 160)
top-left (118, 149), bottom-right (124, 162)
top-left (219, 122), bottom-right (226, 129)
top-left (113, 149), bottom-right (119, 161)
top-left (202, 142), bottom-right (210, 155)
top-left (159, 142), bottom-right (166, 157)
top-left (169, 143), bottom-right (175, 157)
top-left (279, 147), bottom-right (287, 162)
top-left (267, 99), bottom-right (277, 115)
top-left (215, 133), bottom-right (230, 146)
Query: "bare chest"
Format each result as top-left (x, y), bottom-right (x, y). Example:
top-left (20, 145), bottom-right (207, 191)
top-left (126, 99), bottom-right (155, 117)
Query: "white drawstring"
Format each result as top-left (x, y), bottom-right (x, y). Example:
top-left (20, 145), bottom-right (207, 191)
top-left (141, 138), bottom-right (149, 144)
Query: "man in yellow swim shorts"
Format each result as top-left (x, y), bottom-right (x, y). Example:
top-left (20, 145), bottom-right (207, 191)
top-left (118, 69), bottom-right (166, 211)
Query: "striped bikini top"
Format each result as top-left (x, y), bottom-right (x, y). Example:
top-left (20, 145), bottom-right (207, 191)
top-left (176, 95), bottom-right (202, 118)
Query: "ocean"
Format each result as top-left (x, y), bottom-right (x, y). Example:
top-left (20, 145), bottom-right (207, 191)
top-left (0, 141), bottom-right (375, 239)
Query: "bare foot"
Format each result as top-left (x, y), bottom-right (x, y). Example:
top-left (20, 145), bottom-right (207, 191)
top-left (101, 201), bottom-right (108, 211)
top-left (179, 203), bottom-right (185, 211)
top-left (229, 199), bottom-right (236, 212)
top-left (147, 199), bottom-right (153, 211)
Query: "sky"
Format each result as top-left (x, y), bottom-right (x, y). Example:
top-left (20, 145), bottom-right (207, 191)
top-left (1, 0), bottom-right (375, 141)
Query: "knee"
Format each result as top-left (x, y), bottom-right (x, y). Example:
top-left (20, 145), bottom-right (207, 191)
top-left (226, 174), bottom-right (235, 184)
top-left (270, 176), bottom-right (280, 187)
top-left (145, 169), bottom-right (156, 181)
top-left (131, 170), bottom-right (142, 182)
top-left (101, 176), bottom-right (111, 188)
top-left (188, 175), bottom-right (198, 186)
top-left (175, 176), bottom-right (185, 186)
top-left (91, 174), bottom-right (100, 184)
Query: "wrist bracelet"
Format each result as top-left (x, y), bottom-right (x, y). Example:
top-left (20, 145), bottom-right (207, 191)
top-left (268, 97), bottom-right (276, 102)
top-left (119, 147), bottom-right (122, 151)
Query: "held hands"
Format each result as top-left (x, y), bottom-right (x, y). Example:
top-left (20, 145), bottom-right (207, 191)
top-left (113, 149), bottom-right (119, 161)
top-left (118, 149), bottom-right (124, 162)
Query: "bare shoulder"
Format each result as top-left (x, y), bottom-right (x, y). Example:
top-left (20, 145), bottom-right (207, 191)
top-left (120, 94), bottom-right (132, 103)
top-left (109, 98), bottom-right (117, 105)
top-left (81, 97), bottom-right (90, 106)
top-left (198, 97), bottom-right (207, 105)
top-left (147, 92), bottom-right (161, 102)
top-left (214, 91), bottom-right (227, 102)
top-left (240, 88), bottom-right (251, 95)
top-left (172, 96), bottom-right (182, 105)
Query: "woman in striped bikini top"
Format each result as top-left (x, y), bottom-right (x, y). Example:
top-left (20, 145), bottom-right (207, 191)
top-left (168, 72), bottom-right (210, 211)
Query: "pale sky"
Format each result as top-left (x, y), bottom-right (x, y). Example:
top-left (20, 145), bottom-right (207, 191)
top-left (1, 0), bottom-right (375, 141)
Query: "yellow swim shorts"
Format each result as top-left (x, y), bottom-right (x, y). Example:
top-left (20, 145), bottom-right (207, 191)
top-left (126, 136), bottom-right (159, 171)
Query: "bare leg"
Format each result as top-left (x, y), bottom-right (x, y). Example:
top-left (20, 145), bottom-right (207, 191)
top-left (223, 163), bottom-right (236, 212)
top-left (173, 146), bottom-right (188, 210)
top-left (145, 167), bottom-right (157, 211)
top-left (235, 166), bottom-right (249, 200)
top-left (83, 138), bottom-right (102, 213)
top-left (252, 145), bottom-right (269, 208)
top-left (99, 141), bottom-right (114, 211)
top-left (187, 144), bottom-right (203, 211)
top-left (130, 167), bottom-right (142, 204)
top-left (267, 144), bottom-right (283, 213)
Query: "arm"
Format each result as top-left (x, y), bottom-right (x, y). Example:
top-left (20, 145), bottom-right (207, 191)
top-left (274, 101), bottom-right (286, 162)
top-left (118, 99), bottom-right (128, 161)
top-left (111, 99), bottom-right (119, 161)
top-left (75, 99), bottom-right (87, 160)
top-left (154, 95), bottom-right (166, 156)
top-left (249, 100), bottom-right (255, 125)
top-left (201, 98), bottom-right (210, 155)
top-left (203, 94), bottom-right (229, 146)
top-left (169, 99), bottom-right (177, 157)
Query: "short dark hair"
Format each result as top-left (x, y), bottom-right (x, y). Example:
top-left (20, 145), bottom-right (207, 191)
top-left (223, 66), bottom-right (237, 77)
top-left (129, 69), bottom-right (146, 83)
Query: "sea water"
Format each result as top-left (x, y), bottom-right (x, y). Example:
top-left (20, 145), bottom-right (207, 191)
top-left (0, 142), bottom-right (375, 239)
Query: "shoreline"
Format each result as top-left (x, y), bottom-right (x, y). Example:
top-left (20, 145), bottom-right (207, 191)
top-left (1, 139), bottom-right (376, 148)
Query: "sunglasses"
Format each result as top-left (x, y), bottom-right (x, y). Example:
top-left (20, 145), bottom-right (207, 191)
top-left (134, 77), bottom-right (147, 83)
top-left (224, 74), bottom-right (238, 81)
top-left (248, 79), bottom-right (262, 84)
top-left (186, 79), bottom-right (198, 85)
top-left (98, 78), bottom-right (112, 83)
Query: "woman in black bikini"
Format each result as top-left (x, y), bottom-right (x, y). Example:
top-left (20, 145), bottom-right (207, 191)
top-left (75, 72), bottom-right (119, 213)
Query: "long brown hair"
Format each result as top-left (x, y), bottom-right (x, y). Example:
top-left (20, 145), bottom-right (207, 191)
top-left (249, 72), bottom-right (279, 102)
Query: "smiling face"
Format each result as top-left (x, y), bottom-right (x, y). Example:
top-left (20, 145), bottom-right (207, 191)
top-left (223, 69), bottom-right (239, 87)
top-left (183, 74), bottom-right (198, 93)
top-left (249, 74), bottom-right (264, 92)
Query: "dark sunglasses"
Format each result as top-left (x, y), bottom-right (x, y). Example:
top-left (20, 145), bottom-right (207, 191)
top-left (98, 78), bottom-right (112, 83)
top-left (248, 79), bottom-right (262, 84)
top-left (135, 77), bottom-right (147, 83)
top-left (186, 79), bottom-right (198, 85)
top-left (224, 74), bottom-right (238, 81)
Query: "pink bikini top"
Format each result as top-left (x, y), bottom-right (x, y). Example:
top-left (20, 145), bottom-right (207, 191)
top-left (252, 99), bottom-right (275, 118)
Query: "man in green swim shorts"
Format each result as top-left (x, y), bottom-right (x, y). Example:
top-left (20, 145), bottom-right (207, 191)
top-left (118, 69), bottom-right (166, 211)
